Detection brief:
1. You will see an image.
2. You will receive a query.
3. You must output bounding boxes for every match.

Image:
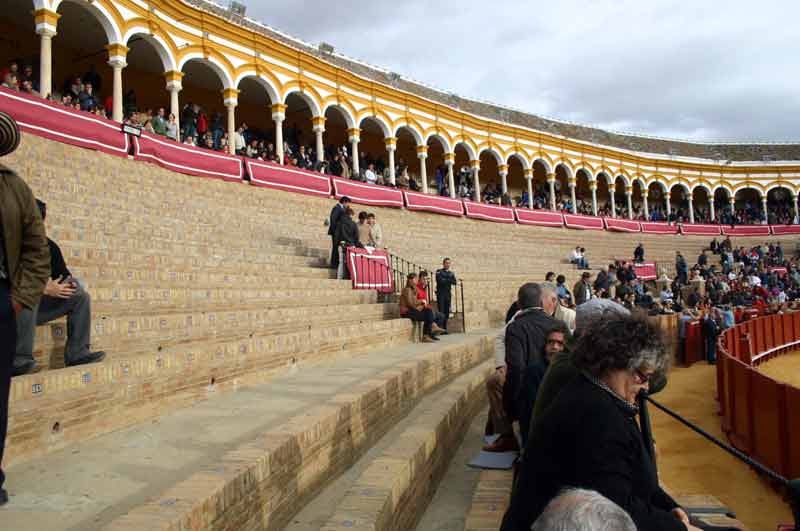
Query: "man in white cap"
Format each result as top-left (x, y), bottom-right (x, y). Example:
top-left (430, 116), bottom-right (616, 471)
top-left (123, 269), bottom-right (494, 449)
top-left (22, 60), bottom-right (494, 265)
top-left (0, 111), bottom-right (51, 505)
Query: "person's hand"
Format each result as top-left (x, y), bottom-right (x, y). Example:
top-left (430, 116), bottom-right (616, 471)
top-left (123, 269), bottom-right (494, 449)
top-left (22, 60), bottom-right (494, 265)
top-left (44, 276), bottom-right (76, 299)
top-left (12, 300), bottom-right (23, 315)
top-left (495, 366), bottom-right (506, 377)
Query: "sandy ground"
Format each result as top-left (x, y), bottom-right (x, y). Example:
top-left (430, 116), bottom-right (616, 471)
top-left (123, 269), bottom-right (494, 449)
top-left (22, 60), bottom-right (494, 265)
top-left (758, 350), bottom-right (800, 387)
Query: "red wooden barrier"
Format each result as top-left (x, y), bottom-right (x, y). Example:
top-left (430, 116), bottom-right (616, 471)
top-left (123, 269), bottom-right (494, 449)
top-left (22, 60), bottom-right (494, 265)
top-left (750, 372), bottom-right (787, 475)
top-left (684, 321), bottom-right (704, 365)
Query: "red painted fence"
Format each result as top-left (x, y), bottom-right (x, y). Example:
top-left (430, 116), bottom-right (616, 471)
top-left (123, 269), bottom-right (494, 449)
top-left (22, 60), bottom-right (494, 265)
top-left (717, 312), bottom-right (800, 480)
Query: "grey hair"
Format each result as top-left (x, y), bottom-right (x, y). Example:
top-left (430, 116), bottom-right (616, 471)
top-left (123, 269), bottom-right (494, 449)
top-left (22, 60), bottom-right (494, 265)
top-left (531, 488), bottom-right (636, 531)
top-left (540, 281), bottom-right (557, 294)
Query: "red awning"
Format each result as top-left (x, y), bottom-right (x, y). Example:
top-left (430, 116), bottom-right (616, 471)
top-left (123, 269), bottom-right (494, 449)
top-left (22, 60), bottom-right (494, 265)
top-left (680, 223), bottom-right (721, 236)
top-left (332, 179), bottom-right (404, 207)
top-left (404, 191), bottom-right (464, 216)
top-left (133, 133), bottom-right (243, 182)
top-left (247, 159), bottom-right (331, 197)
top-left (604, 218), bottom-right (641, 232)
top-left (515, 209), bottom-right (564, 227)
top-left (770, 225), bottom-right (800, 235)
top-left (641, 222), bottom-right (679, 235)
top-left (721, 225), bottom-right (772, 237)
top-left (0, 86), bottom-right (129, 157)
top-left (463, 201), bottom-right (515, 223)
top-left (563, 214), bottom-right (605, 230)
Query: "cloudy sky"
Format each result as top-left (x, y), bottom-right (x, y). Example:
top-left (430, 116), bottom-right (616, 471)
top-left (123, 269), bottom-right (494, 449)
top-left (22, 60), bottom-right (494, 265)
top-left (247, 0), bottom-right (798, 143)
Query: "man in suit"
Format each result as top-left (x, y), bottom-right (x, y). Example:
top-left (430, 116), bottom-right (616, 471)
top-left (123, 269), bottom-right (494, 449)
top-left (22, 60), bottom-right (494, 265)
top-left (328, 196), bottom-right (351, 270)
top-left (435, 258), bottom-right (457, 332)
top-left (0, 111), bottom-right (51, 506)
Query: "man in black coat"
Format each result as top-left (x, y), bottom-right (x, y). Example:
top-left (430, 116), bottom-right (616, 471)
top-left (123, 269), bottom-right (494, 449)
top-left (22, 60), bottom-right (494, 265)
top-left (333, 206), bottom-right (361, 278)
top-left (328, 196), bottom-right (351, 270)
top-left (435, 258), bottom-right (457, 332)
top-left (634, 243), bottom-right (645, 262)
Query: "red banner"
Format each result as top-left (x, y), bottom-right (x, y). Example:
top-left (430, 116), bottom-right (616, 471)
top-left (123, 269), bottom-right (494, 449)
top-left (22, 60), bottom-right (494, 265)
top-left (463, 201), bottom-right (515, 223)
top-left (633, 261), bottom-right (657, 280)
top-left (332, 178), bottom-right (404, 207)
top-left (403, 191), bottom-right (464, 216)
top-left (345, 247), bottom-right (393, 293)
top-left (515, 209), bottom-right (564, 227)
top-left (721, 225), bottom-right (771, 237)
top-left (133, 132), bottom-right (243, 182)
top-left (604, 217), bottom-right (641, 232)
top-left (641, 222), bottom-right (679, 235)
top-left (0, 86), bottom-right (129, 157)
top-left (771, 225), bottom-right (800, 235)
top-left (680, 223), bottom-right (721, 236)
top-left (564, 214), bottom-right (604, 230)
top-left (247, 159), bottom-right (332, 197)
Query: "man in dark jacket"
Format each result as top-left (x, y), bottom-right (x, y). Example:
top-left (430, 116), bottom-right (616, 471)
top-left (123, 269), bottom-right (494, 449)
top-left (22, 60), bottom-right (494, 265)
top-left (572, 271), bottom-right (593, 306)
top-left (634, 243), bottom-right (645, 262)
top-left (333, 206), bottom-right (361, 278)
top-left (0, 111), bottom-right (51, 506)
top-left (328, 196), bottom-right (351, 270)
top-left (435, 258), bottom-right (457, 332)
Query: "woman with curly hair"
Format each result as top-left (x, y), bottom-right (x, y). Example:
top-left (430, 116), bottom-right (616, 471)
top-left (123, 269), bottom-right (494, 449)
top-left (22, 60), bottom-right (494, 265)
top-left (501, 314), bottom-right (701, 531)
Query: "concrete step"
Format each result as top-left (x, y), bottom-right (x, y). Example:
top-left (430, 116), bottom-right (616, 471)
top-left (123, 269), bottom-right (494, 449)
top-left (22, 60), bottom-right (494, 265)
top-left (1, 330), bottom-right (494, 531)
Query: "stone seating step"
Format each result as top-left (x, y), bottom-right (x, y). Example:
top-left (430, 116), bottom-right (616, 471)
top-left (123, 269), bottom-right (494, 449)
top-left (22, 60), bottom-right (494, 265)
top-left (286, 360), bottom-right (490, 531)
top-left (7, 318), bottom-right (418, 467)
top-left (2, 330), bottom-right (493, 531)
top-left (70, 261), bottom-right (335, 282)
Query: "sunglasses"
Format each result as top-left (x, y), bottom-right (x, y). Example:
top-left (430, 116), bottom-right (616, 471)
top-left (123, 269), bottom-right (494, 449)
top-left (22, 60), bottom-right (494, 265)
top-left (633, 369), bottom-right (652, 385)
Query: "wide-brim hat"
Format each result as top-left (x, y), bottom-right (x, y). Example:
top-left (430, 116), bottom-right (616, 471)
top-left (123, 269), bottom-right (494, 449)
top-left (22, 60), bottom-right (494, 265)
top-left (0, 111), bottom-right (20, 157)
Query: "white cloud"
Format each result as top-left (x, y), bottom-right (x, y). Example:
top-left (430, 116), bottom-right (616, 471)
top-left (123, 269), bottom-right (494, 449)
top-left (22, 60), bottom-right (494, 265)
top-left (247, 0), bottom-right (800, 142)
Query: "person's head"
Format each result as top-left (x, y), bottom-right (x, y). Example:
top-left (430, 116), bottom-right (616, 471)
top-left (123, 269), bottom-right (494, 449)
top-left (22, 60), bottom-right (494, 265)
top-left (573, 313), bottom-right (669, 404)
top-left (405, 272), bottom-right (417, 288)
top-left (418, 270), bottom-right (429, 286)
top-left (442, 257), bottom-right (451, 270)
top-left (579, 247), bottom-right (586, 253)
top-left (367, 213), bottom-right (376, 226)
top-left (531, 488), bottom-right (636, 531)
top-left (339, 196), bottom-right (351, 206)
top-left (556, 274), bottom-right (566, 286)
top-left (84, 82), bottom-right (92, 93)
top-left (581, 271), bottom-right (591, 282)
top-left (545, 272), bottom-right (555, 282)
top-left (358, 211), bottom-right (368, 223)
top-left (544, 321), bottom-right (569, 362)
top-left (540, 282), bottom-right (559, 316)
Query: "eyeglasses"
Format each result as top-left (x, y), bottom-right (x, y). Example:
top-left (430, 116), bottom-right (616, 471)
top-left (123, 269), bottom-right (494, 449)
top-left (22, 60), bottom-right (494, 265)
top-left (633, 369), bottom-right (652, 385)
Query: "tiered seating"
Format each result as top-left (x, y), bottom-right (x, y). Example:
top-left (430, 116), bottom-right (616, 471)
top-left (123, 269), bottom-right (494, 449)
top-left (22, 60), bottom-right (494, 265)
top-left (2, 134), bottom-right (790, 530)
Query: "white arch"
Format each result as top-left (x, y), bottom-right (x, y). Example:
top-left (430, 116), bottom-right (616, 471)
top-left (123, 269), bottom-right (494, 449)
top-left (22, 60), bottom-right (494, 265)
top-left (359, 115), bottom-right (392, 138)
top-left (395, 124), bottom-right (424, 146)
top-left (690, 183), bottom-right (712, 197)
top-left (648, 180), bottom-right (669, 194)
top-left (178, 54), bottom-right (234, 90)
top-left (575, 167), bottom-right (594, 183)
top-left (669, 182), bottom-right (691, 195)
top-left (53, 0), bottom-right (122, 44)
top-left (532, 157), bottom-right (552, 175)
top-left (597, 171), bottom-right (614, 186)
top-left (555, 161), bottom-right (574, 180)
top-left (631, 176), bottom-right (647, 191)
top-left (732, 186), bottom-right (764, 199)
top-left (453, 141), bottom-right (477, 161)
top-left (425, 132), bottom-right (452, 154)
top-left (322, 103), bottom-right (356, 130)
top-left (712, 184), bottom-right (733, 198)
top-left (765, 183), bottom-right (796, 196)
top-left (123, 31), bottom-right (177, 72)
top-left (235, 72), bottom-right (280, 103)
top-left (283, 89), bottom-right (322, 118)
top-left (507, 152), bottom-right (529, 170)
top-left (613, 174), bottom-right (630, 188)
top-left (478, 147), bottom-right (503, 165)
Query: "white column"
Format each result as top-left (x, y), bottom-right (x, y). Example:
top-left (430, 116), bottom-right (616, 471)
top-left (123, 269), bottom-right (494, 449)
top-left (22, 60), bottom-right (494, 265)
top-left (418, 151), bottom-right (428, 193)
top-left (471, 160), bottom-right (481, 202)
top-left (499, 170), bottom-right (508, 195)
top-left (313, 116), bottom-right (325, 162)
top-left (225, 102), bottom-right (236, 155)
top-left (349, 130), bottom-right (360, 175)
top-left (446, 159), bottom-right (456, 198)
top-left (762, 197), bottom-right (769, 224)
top-left (548, 175), bottom-right (556, 211)
top-left (37, 29), bottom-right (55, 98)
top-left (643, 193), bottom-right (650, 220)
top-left (591, 184), bottom-right (598, 216)
top-left (166, 80), bottom-right (181, 133)
top-left (626, 189), bottom-right (634, 220)
top-left (794, 197), bottom-right (799, 224)
top-left (688, 196), bottom-right (695, 224)
top-left (273, 110), bottom-right (285, 164)
top-left (609, 186), bottom-right (617, 218)
top-left (525, 172), bottom-right (534, 209)
top-left (109, 59), bottom-right (126, 122)
top-left (709, 199), bottom-right (716, 222)
top-left (569, 182), bottom-right (577, 214)
top-left (665, 193), bottom-right (672, 217)
top-left (729, 197), bottom-right (736, 221)
top-left (386, 141), bottom-right (396, 185)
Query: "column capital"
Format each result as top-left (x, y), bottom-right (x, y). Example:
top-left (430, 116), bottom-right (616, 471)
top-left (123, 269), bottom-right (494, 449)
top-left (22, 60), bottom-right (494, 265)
top-left (443, 152), bottom-right (455, 164)
top-left (469, 159), bottom-right (481, 170)
top-left (106, 43), bottom-right (129, 64)
top-left (384, 137), bottom-right (397, 150)
top-left (164, 70), bottom-right (184, 83)
top-left (271, 102), bottom-right (286, 121)
top-left (625, 185), bottom-right (633, 195)
top-left (312, 116), bottom-right (326, 132)
top-left (222, 88), bottom-right (239, 106)
top-left (568, 178), bottom-right (576, 188)
top-left (546, 173), bottom-right (556, 183)
top-left (524, 168), bottom-right (533, 179)
top-left (589, 181), bottom-right (597, 190)
top-left (416, 144), bottom-right (428, 156)
top-left (497, 164), bottom-right (509, 174)
top-left (347, 128), bottom-right (361, 142)
top-left (34, 8), bottom-right (60, 35)
top-left (665, 192), bottom-right (672, 199)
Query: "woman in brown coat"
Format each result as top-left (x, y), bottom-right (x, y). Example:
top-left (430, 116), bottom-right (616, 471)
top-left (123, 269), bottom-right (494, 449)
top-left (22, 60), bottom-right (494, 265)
top-left (399, 272), bottom-right (436, 342)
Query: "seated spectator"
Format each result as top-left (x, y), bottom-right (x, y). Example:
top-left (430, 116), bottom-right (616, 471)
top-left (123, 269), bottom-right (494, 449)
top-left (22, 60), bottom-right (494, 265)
top-left (357, 211), bottom-right (370, 247)
top-left (417, 271), bottom-right (447, 332)
top-left (364, 163), bottom-right (378, 185)
top-left (367, 213), bottom-right (383, 248)
top-left (660, 285), bottom-right (674, 304)
top-left (2, 73), bottom-right (18, 91)
top-left (545, 271), bottom-right (556, 283)
top-left (502, 314), bottom-right (696, 531)
top-left (78, 83), bottom-right (98, 112)
top-left (555, 274), bottom-right (572, 306)
top-left (569, 246), bottom-right (588, 269)
top-left (399, 272), bottom-right (440, 343)
top-left (13, 200), bottom-right (106, 375)
top-left (531, 488), bottom-right (635, 531)
top-left (19, 80), bottom-right (38, 97)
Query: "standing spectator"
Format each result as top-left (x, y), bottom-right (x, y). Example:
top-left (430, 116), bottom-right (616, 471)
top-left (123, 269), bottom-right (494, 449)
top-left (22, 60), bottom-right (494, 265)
top-left (676, 251), bottom-right (688, 284)
top-left (366, 213), bottom-right (383, 248)
top-left (82, 64), bottom-right (101, 94)
top-left (327, 196), bottom-right (351, 270)
top-left (356, 211), bottom-right (370, 247)
top-left (165, 113), bottom-right (178, 141)
top-left (78, 82), bottom-right (98, 112)
top-left (0, 112), bottom-right (51, 506)
top-left (634, 243), bottom-right (645, 262)
top-left (364, 163), bottom-right (378, 185)
top-left (151, 108), bottom-right (167, 136)
top-left (435, 258), bottom-right (457, 332)
top-left (573, 271), bottom-right (593, 306)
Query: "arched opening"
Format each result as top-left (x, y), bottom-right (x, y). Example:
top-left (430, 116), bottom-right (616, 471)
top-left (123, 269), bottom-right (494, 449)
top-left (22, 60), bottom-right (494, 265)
top-left (179, 59), bottom-right (227, 146)
top-left (426, 135), bottom-right (448, 196)
top-left (596, 173), bottom-right (614, 216)
top-left (454, 142), bottom-right (474, 200)
top-left (714, 188), bottom-right (732, 224)
top-left (324, 105), bottom-right (353, 176)
top-left (614, 176), bottom-right (628, 217)
top-left (631, 180), bottom-right (645, 220)
top-left (507, 155), bottom-right (527, 207)
top-left (669, 184), bottom-right (690, 222)
top-left (647, 182), bottom-right (667, 221)
top-left (767, 187), bottom-right (794, 225)
top-left (358, 117), bottom-right (390, 181)
top-left (122, 35), bottom-right (173, 120)
top-left (0, 1), bottom-right (39, 93)
top-left (733, 188), bottom-right (763, 224)
top-left (396, 126), bottom-right (422, 190)
top-left (692, 187), bottom-right (711, 223)
top-left (284, 92), bottom-right (316, 166)
top-left (554, 165), bottom-right (571, 211)
top-left (478, 150), bottom-right (501, 204)
top-left (532, 160), bottom-right (549, 209)
top-left (575, 169), bottom-right (593, 215)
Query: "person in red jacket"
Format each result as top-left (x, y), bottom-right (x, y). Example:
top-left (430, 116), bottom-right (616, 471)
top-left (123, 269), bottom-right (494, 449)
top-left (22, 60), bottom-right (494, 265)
top-left (417, 271), bottom-right (446, 334)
